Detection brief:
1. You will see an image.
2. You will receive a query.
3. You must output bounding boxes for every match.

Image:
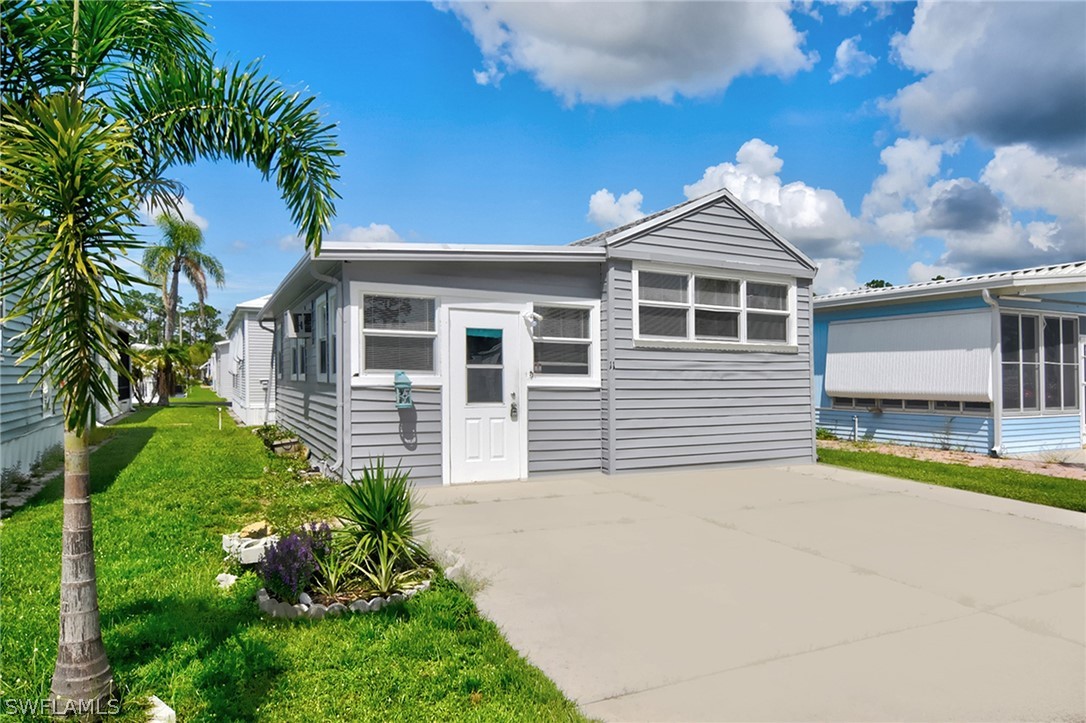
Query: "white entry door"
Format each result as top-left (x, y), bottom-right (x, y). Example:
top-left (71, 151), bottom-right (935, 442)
top-left (448, 309), bottom-right (523, 484)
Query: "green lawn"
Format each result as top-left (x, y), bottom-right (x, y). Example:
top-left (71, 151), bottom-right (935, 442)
top-left (0, 388), bottom-right (583, 721)
top-left (818, 445), bottom-right (1086, 512)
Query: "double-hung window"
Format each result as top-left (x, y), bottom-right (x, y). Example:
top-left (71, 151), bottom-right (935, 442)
top-left (635, 269), bottom-right (793, 346)
top-left (362, 295), bottom-right (436, 372)
top-left (532, 305), bottom-right (591, 376)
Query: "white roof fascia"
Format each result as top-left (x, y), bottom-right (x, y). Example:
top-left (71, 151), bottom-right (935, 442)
top-left (312, 243), bottom-right (606, 263)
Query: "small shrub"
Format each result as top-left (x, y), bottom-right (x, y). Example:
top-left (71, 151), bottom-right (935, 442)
top-left (259, 522), bottom-right (331, 603)
top-left (29, 444), bottom-right (64, 478)
top-left (1, 467), bottom-right (31, 494)
top-left (254, 424), bottom-right (295, 449)
top-left (815, 427), bottom-right (838, 441)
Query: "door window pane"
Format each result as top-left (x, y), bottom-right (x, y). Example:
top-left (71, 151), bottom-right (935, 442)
top-left (638, 272), bottom-right (688, 303)
top-left (694, 309), bottom-right (738, 339)
top-left (694, 277), bottom-right (739, 307)
top-left (466, 328), bottom-right (502, 364)
top-left (639, 306), bottom-right (687, 337)
top-left (467, 369), bottom-right (503, 403)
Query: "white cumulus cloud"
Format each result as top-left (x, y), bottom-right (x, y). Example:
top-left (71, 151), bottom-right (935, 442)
top-left (683, 138), bottom-right (863, 261)
top-left (587, 188), bottom-right (645, 229)
top-left (278, 222), bottom-right (405, 251)
top-left (887, 1), bottom-right (1086, 157)
top-left (140, 196), bottom-right (209, 230)
top-left (830, 36), bottom-right (876, 83)
top-left (906, 261), bottom-right (961, 283)
top-left (443, 1), bottom-right (816, 105)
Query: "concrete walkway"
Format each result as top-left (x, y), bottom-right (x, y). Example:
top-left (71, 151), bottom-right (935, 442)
top-left (418, 464), bottom-right (1085, 722)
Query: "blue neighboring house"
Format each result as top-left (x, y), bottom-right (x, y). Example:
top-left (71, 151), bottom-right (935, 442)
top-left (813, 262), bottom-right (1085, 457)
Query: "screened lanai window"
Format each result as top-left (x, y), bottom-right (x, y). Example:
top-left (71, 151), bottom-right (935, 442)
top-left (1002, 313), bottom-right (1079, 413)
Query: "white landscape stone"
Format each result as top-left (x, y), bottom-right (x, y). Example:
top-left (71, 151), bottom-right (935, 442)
top-left (215, 573), bottom-right (237, 589)
top-left (388, 593), bottom-right (405, 605)
top-left (147, 695), bottom-right (176, 723)
top-left (369, 597), bottom-right (386, 611)
top-left (349, 599), bottom-right (371, 613)
top-left (298, 592), bottom-right (312, 605)
top-left (326, 603), bottom-right (348, 616)
top-left (308, 603), bottom-right (327, 619)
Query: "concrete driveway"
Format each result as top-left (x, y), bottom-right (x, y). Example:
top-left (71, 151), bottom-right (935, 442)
top-left (418, 464), bottom-right (1085, 722)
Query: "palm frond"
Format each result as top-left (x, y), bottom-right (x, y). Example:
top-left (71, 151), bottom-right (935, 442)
top-left (116, 58), bottom-right (342, 252)
top-left (0, 93), bottom-right (141, 433)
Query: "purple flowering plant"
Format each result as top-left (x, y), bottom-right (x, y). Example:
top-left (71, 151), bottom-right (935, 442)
top-left (259, 522), bottom-right (331, 603)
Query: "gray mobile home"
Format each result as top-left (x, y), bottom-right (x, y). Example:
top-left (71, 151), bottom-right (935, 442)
top-left (224, 295), bottom-right (275, 426)
top-left (260, 188), bottom-right (817, 485)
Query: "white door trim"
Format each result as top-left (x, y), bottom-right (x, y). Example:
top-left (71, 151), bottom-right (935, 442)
top-left (441, 302), bottom-right (531, 485)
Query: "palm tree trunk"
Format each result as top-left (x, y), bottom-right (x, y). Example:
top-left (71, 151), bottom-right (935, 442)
top-left (50, 429), bottom-right (114, 712)
top-left (158, 264), bottom-right (181, 406)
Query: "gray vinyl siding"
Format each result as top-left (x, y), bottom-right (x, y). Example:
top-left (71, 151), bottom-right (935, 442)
top-left (277, 381), bottom-right (337, 460)
top-left (609, 200), bottom-right (810, 273)
top-left (1, 311), bottom-right (64, 472)
top-left (528, 387), bottom-right (602, 474)
top-left (605, 256), bottom-right (815, 472)
top-left (350, 387), bottom-right (442, 486)
top-left (245, 317), bottom-right (274, 408)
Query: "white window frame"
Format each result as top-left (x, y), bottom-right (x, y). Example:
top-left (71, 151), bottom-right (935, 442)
top-left (632, 264), bottom-right (798, 352)
top-left (1001, 311), bottom-right (1080, 416)
top-left (528, 301), bottom-right (601, 389)
top-left (360, 292), bottom-right (438, 378)
top-left (315, 295), bottom-right (329, 384)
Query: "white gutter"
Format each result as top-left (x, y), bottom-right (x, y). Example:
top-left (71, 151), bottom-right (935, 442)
top-left (309, 264), bottom-right (347, 479)
top-left (981, 289), bottom-right (1002, 456)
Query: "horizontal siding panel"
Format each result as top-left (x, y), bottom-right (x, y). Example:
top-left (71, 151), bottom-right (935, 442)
top-left (815, 409), bottom-right (992, 454)
top-left (350, 387), bottom-right (442, 486)
top-left (528, 388), bottom-right (602, 475)
top-left (1001, 415), bottom-right (1080, 455)
top-left (615, 445), bottom-right (813, 471)
top-left (276, 382), bottom-right (337, 458)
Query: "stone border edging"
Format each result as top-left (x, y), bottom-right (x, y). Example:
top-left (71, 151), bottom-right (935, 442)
top-left (256, 580), bottom-right (431, 619)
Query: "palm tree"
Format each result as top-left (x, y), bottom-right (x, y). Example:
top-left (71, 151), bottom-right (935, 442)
top-left (0, 0), bottom-right (340, 711)
top-left (144, 214), bottom-right (224, 404)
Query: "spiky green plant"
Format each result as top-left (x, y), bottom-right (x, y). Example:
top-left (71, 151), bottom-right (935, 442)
top-left (339, 459), bottom-right (429, 572)
top-left (1, 0), bottom-right (341, 709)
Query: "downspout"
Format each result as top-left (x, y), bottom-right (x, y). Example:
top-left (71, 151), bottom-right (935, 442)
top-left (981, 289), bottom-right (1002, 456)
top-left (310, 265), bottom-right (347, 478)
top-left (257, 318), bottom-right (276, 426)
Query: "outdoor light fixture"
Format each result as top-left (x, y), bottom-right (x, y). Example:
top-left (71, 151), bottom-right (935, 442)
top-left (394, 370), bottom-right (413, 409)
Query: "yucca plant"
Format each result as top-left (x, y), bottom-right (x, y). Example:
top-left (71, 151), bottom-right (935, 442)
top-left (355, 532), bottom-right (430, 597)
top-left (339, 458), bottom-right (429, 572)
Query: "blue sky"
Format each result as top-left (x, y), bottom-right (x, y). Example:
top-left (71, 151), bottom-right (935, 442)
top-left (152, 1), bottom-right (1086, 316)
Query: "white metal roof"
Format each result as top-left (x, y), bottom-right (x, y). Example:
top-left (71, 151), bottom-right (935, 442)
top-left (815, 261), bottom-right (1086, 308)
top-left (313, 242), bottom-right (605, 262)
